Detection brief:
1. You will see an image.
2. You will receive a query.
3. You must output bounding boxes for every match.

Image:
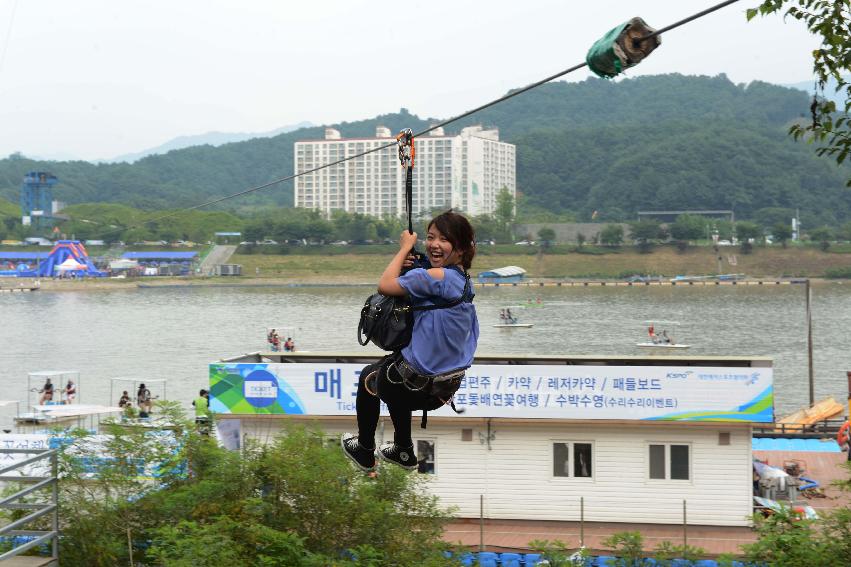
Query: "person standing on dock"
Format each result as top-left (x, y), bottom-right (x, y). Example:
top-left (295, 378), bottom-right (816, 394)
top-left (193, 389), bottom-right (210, 430)
top-left (63, 380), bottom-right (76, 404)
top-left (137, 383), bottom-right (153, 416)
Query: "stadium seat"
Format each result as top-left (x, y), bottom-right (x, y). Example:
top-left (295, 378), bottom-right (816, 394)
top-left (478, 551), bottom-right (499, 566)
top-left (499, 552), bottom-right (523, 566)
top-left (522, 553), bottom-right (542, 566)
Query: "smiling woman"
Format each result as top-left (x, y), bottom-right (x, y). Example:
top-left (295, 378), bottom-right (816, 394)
top-left (343, 210), bottom-right (480, 473)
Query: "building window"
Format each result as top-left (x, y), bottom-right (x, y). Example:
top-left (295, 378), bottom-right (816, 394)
top-left (552, 441), bottom-right (593, 478)
top-left (648, 443), bottom-right (690, 480)
top-left (414, 440), bottom-right (435, 474)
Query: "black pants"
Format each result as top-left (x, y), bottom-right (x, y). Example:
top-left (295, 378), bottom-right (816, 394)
top-left (356, 356), bottom-right (432, 450)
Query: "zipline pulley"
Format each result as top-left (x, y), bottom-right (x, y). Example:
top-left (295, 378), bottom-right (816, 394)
top-left (586, 17), bottom-right (662, 79)
top-left (396, 128), bottom-right (415, 169)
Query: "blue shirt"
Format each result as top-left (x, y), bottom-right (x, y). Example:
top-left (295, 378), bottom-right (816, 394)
top-left (397, 267), bottom-right (479, 375)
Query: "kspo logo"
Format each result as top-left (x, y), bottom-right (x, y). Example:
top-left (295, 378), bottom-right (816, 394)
top-left (665, 371), bottom-right (693, 380)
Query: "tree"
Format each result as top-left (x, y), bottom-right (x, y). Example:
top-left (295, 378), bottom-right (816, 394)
top-left (628, 220), bottom-right (665, 253)
top-left (576, 232), bottom-right (586, 249)
top-left (669, 214), bottom-right (706, 251)
top-left (537, 227), bottom-right (556, 249)
top-left (735, 221), bottom-right (762, 254)
top-left (599, 224), bottom-right (624, 247)
top-left (748, 1), bottom-right (851, 186)
top-left (494, 187), bottom-right (515, 239)
top-left (808, 225), bottom-right (834, 251)
top-left (772, 222), bottom-right (794, 248)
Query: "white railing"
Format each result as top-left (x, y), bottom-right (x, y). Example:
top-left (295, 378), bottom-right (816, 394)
top-left (0, 447), bottom-right (58, 564)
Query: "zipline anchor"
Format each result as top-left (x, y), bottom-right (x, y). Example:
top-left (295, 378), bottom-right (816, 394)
top-left (586, 17), bottom-right (661, 79)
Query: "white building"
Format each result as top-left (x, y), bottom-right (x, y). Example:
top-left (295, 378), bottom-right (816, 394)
top-left (294, 126), bottom-right (516, 217)
top-left (211, 353), bottom-right (772, 530)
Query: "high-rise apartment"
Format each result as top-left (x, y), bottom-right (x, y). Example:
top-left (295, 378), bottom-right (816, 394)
top-left (294, 125), bottom-right (515, 217)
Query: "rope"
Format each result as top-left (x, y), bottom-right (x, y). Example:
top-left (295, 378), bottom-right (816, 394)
top-left (98, 0), bottom-right (742, 239)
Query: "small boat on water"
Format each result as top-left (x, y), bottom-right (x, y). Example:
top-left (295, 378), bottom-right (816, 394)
top-left (636, 342), bottom-right (690, 349)
top-left (493, 323), bottom-right (534, 329)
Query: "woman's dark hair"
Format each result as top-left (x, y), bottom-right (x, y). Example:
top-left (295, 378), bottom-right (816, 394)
top-left (427, 210), bottom-right (476, 271)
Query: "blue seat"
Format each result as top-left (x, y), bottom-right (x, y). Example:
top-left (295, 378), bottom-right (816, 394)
top-left (522, 553), bottom-right (542, 566)
top-left (478, 552), bottom-right (499, 566)
top-left (500, 552), bottom-right (523, 566)
top-left (459, 552), bottom-right (475, 566)
top-left (594, 556), bottom-right (616, 566)
top-left (671, 560), bottom-right (694, 567)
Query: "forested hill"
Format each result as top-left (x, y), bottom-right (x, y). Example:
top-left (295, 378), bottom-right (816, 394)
top-left (0, 73), bottom-right (848, 223)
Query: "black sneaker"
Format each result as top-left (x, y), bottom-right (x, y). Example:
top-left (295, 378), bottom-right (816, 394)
top-left (377, 442), bottom-right (418, 470)
top-left (341, 433), bottom-right (376, 472)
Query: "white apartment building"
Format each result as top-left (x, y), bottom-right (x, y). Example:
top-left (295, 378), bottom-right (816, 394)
top-left (294, 125), bottom-right (516, 217)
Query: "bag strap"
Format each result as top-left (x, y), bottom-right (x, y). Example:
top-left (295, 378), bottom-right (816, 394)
top-left (410, 270), bottom-right (473, 312)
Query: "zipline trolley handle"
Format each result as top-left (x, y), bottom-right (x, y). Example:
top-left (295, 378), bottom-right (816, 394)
top-left (396, 128), bottom-right (415, 169)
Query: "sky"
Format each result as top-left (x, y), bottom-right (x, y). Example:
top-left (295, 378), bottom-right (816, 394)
top-left (0, 0), bottom-right (820, 162)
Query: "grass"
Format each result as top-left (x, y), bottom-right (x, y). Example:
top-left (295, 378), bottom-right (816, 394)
top-left (231, 244), bottom-right (851, 280)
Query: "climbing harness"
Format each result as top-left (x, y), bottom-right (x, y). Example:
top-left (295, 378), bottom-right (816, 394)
top-left (586, 17), bottom-right (662, 79)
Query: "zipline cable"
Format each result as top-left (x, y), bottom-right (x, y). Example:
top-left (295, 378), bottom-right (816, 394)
top-left (100, 0), bottom-right (742, 238)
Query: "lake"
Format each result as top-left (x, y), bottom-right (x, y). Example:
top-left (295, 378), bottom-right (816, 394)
top-left (2, 282), bottom-right (849, 430)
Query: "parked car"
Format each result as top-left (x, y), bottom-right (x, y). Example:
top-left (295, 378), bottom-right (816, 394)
top-left (476, 240), bottom-right (496, 246)
top-left (330, 240), bottom-right (349, 246)
top-left (514, 240), bottom-right (536, 246)
top-left (260, 239), bottom-right (279, 245)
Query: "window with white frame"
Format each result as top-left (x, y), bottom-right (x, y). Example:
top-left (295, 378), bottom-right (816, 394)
top-left (648, 443), bottom-right (690, 480)
top-left (415, 439), bottom-right (435, 474)
top-left (552, 442), bottom-right (593, 478)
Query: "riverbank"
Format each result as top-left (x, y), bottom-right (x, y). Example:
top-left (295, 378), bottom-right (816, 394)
top-left (3, 246), bottom-right (850, 291)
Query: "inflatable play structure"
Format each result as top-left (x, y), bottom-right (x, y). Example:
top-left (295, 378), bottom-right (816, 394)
top-left (0, 240), bottom-right (106, 278)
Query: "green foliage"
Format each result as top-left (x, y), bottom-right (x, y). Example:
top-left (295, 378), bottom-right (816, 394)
top-left (538, 227), bottom-right (556, 247)
top-left (808, 225), bottom-right (834, 250)
top-left (54, 414), bottom-right (453, 567)
top-left (628, 220), bottom-right (666, 253)
top-left (669, 214), bottom-right (706, 250)
top-left (528, 539), bottom-right (586, 567)
top-left (601, 531), bottom-right (646, 566)
top-left (494, 187), bottom-right (515, 239)
top-left (599, 224), bottom-right (624, 247)
top-left (772, 222), bottom-right (794, 247)
top-left (743, 508), bottom-right (833, 566)
top-left (650, 541), bottom-right (706, 566)
top-left (735, 221), bottom-right (762, 254)
top-left (748, 0), bottom-right (851, 185)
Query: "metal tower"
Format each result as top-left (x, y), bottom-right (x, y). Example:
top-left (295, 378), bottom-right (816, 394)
top-left (20, 171), bottom-right (58, 230)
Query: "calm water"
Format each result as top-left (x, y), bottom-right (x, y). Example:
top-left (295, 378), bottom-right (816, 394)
top-left (2, 283), bottom-right (850, 429)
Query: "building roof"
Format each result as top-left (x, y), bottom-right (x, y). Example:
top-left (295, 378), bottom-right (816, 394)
top-left (0, 252), bottom-right (49, 260)
top-left (478, 266), bottom-right (527, 278)
top-left (122, 251), bottom-right (198, 260)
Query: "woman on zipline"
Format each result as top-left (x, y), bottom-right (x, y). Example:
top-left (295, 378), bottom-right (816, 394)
top-left (342, 210), bottom-right (479, 471)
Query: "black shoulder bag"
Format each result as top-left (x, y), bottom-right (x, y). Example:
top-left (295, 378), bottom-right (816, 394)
top-left (357, 271), bottom-right (472, 351)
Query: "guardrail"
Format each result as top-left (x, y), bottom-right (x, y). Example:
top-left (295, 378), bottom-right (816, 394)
top-left (753, 419), bottom-right (846, 439)
top-left (0, 448), bottom-right (58, 565)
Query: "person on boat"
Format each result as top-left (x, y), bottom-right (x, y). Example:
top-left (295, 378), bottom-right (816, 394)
top-left (499, 309), bottom-right (506, 322)
top-left (506, 308), bottom-right (515, 324)
top-left (118, 391), bottom-right (131, 408)
top-left (63, 380), bottom-right (77, 404)
top-left (137, 383), bottom-right (153, 415)
top-left (661, 330), bottom-right (672, 344)
top-left (38, 378), bottom-right (54, 405)
top-left (342, 210), bottom-right (479, 472)
top-left (284, 337), bottom-right (295, 352)
top-left (648, 324), bottom-right (656, 343)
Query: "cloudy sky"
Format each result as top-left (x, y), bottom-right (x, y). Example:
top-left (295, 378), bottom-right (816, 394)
top-left (0, 0), bottom-right (818, 161)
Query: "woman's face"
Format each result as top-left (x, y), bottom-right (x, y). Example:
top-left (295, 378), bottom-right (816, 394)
top-left (426, 225), bottom-right (461, 268)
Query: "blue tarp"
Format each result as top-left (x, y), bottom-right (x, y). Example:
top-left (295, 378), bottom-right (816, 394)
top-left (122, 252), bottom-right (198, 260)
top-left (752, 437), bottom-right (842, 453)
top-left (0, 252), bottom-right (49, 260)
